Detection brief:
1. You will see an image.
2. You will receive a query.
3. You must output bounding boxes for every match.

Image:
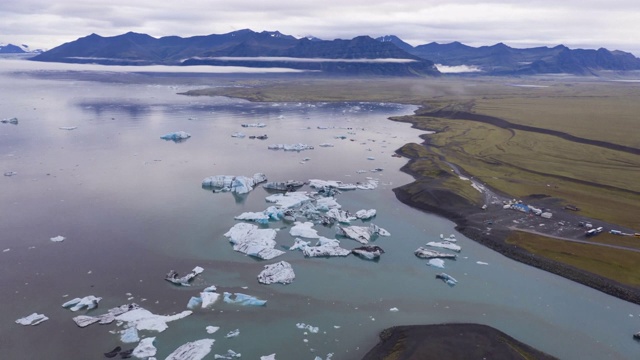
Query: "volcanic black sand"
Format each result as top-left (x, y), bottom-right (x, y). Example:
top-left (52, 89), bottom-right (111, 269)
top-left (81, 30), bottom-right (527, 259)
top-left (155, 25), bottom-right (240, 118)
top-left (361, 324), bottom-right (559, 360)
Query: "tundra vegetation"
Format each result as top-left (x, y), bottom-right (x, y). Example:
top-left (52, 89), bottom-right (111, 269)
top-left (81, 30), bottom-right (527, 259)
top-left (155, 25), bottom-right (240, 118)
top-left (183, 76), bottom-right (640, 291)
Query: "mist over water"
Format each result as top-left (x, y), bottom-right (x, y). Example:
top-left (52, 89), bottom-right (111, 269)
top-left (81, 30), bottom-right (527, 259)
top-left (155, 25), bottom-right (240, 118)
top-left (0, 59), bottom-right (638, 359)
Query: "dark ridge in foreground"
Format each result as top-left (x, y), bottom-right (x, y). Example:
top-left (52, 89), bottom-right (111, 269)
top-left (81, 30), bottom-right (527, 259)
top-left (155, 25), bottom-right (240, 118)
top-left (419, 108), bottom-right (640, 156)
top-left (361, 324), bottom-right (559, 360)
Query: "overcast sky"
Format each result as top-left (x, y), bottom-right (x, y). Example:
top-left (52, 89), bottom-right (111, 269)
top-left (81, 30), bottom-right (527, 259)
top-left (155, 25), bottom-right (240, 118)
top-left (2, 0), bottom-right (639, 56)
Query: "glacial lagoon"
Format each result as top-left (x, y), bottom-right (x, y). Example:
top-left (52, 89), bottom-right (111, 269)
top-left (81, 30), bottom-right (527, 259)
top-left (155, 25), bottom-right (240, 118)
top-left (1, 59), bottom-right (639, 359)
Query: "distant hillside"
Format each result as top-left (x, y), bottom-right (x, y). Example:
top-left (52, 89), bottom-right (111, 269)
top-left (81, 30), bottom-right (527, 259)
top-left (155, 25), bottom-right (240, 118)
top-left (380, 37), bottom-right (640, 75)
top-left (0, 43), bottom-right (43, 54)
top-left (30, 30), bottom-right (439, 76)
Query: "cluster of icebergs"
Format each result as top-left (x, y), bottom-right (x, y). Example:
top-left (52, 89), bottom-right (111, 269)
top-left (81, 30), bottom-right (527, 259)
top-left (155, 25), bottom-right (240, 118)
top-left (202, 173), bottom-right (267, 194)
top-left (415, 234), bottom-right (463, 286)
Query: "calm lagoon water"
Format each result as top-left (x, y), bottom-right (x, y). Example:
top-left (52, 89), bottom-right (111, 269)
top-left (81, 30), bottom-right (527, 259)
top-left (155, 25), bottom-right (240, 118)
top-left (0, 59), bottom-right (639, 359)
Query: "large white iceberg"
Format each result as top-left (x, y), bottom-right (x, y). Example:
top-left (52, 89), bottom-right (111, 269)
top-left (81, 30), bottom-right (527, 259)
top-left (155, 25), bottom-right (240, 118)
top-left (72, 303), bottom-right (140, 328)
top-left (265, 192), bottom-right (311, 209)
top-left (165, 339), bottom-right (215, 360)
top-left (202, 173), bottom-right (267, 194)
top-left (15, 313), bottom-right (48, 326)
top-left (132, 337), bottom-right (157, 358)
top-left (234, 206), bottom-right (286, 224)
top-left (308, 179), bottom-right (356, 190)
top-left (355, 209), bottom-right (377, 220)
top-left (257, 261), bottom-right (295, 285)
top-left (337, 224), bottom-right (390, 244)
top-left (160, 131), bottom-right (191, 142)
top-left (289, 221), bottom-right (319, 239)
top-left (426, 241), bottom-right (461, 252)
top-left (352, 245), bottom-right (385, 260)
top-left (115, 308), bottom-right (192, 332)
top-left (62, 295), bottom-right (102, 312)
top-left (302, 237), bottom-right (351, 257)
top-left (315, 197), bottom-right (341, 210)
top-left (268, 143), bottom-right (314, 151)
top-left (165, 266), bottom-right (204, 286)
top-left (223, 292), bottom-right (267, 306)
top-left (224, 223), bottom-right (284, 260)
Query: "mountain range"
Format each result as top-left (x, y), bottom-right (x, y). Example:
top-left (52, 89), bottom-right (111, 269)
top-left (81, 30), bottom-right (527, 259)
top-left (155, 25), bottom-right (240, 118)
top-left (0, 43), bottom-right (43, 54)
top-left (29, 29), bottom-right (640, 76)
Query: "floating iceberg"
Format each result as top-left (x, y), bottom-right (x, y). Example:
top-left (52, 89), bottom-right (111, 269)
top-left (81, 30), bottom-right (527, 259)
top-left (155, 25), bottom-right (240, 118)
top-left (166, 339), bottom-right (215, 360)
top-left (324, 208), bottom-right (355, 223)
top-left (435, 273), bottom-right (458, 287)
top-left (289, 221), bottom-right (319, 239)
top-left (225, 329), bottom-right (240, 338)
top-left (316, 197), bottom-right (342, 210)
top-left (302, 237), bottom-right (351, 257)
top-left (72, 303), bottom-right (140, 328)
top-left (261, 354), bottom-right (276, 360)
top-left (231, 132), bottom-right (245, 138)
top-left (352, 245), bottom-right (385, 260)
top-left (426, 241), bottom-right (461, 252)
top-left (224, 223), bottom-right (283, 260)
top-left (289, 238), bottom-right (311, 251)
top-left (4, 171), bottom-right (17, 176)
top-left (15, 313), bottom-right (48, 326)
top-left (50, 235), bottom-right (65, 242)
top-left (223, 292), bottom-right (267, 306)
top-left (160, 131), bottom-right (190, 142)
top-left (1, 117), bottom-right (18, 124)
top-left (258, 261), bottom-right (295, 285)
top-left (59, 126), bottom-right (78, 130)
top-left (427, 259), bottom-right (446, 268)
top-left (265, 192), bottom-right (311, 209)
top-left (262, 180), bottom-right (305, 191)
top-left (165, 266), bottom-right (204, 286)
top-left (356, 179), bottom-right (379, 190)
top-left (187, 296), bottom-right (203, 310)
top-left (414, 247), bottom-right (457, 259)
top-left (318, 143), bottom-right (334, 147)
top-left (242, 122), bottom-right (266, 127)
top-left (268, 143), bottom-right (314, 151)
top-left (206, 326), bottom-right (220, 334)
top-left (309, 179), bottom-right (356, 190)
top-left (440, 233), bottom-right (457, 242)
top-left (214, 349), bottom-right (242, 359)
top-left (477, 261), bottom-right (489, 265)
top-left (355, 209), bottom-right (376, 220)
top-left (132, 337), bottom-right (157, 358)
top-left (62, 295), bottom-right (102, 311)
top-left (234, 211), bottom-right (270, 224)
top-left (201, 291), bottom-right (220, 308)
top-left (296, 322), bottom-right (319, 333)
top-left (115, 308), bottom-right (192, 333)
top-left (337, 224), bottom-right (390, 244)
top-left (119, 326), bottom-right (139, 343)
top-left (202, 173), bottom-right (267, 194)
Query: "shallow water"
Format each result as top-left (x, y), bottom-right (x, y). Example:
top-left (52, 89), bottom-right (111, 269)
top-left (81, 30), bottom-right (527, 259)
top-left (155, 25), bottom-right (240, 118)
top-left (0, 60), bottom-right (639, 360)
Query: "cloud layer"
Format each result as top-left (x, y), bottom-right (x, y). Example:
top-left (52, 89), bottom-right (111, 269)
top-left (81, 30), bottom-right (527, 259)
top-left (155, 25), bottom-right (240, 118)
top-left (1, 0), bottom-right (638, 56)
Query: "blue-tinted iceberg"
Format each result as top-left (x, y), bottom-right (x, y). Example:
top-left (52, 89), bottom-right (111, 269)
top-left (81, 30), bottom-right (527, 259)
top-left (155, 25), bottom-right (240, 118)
top-left (165, 266), bottom-right (204, 286)
top-left (62, 295), bottom-right (102, 312)
top-left (160, 131), bottom-right (191, 142)
top-left (435, 273), bottom-right (458, 287)
top-left (289, 221), bottom-right (319, 239)
top-left (202, 173), bottom-right (267, 194)
top-left (223, 292), bottom-right (267, 306)
top-left (132, 337), bottom-right (157, 358)
top-left (15, 313), bottom-right (48, 326)
top-left (258, 261), bottom-right (295, 285)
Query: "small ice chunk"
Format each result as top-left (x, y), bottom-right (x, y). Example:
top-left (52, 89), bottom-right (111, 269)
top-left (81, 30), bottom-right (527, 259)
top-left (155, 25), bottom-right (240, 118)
top-left (389, 307), bottom-right (399, 312)
top-left (268, 143), bottom-right (314, 151)
top-left (242, 122), bottom-right (266, 127)
top-left (119, 326), bottom-right (140, 343)
top-left (414, 247), bottom-right (457, 259)
top-left (4, 171), bottom-right (17, 176)
top-left (15, 313), bottom-right (48, 326)
top-left (214, 349), bottom-right (241, 359)
top-left (296, 323), bottom-right (319, 333)
top-left (160, 131), bottom-right (190, 142)
top-left (355, 209), bottom-right (376, 220)
top-left (258, 261), bottom-right (295, 285)
top-left (324, 208), bottom-right (355, 223)
top-left (427, 259), bottom-right (446, 268)
top-left (235, 211), bottom-right (270, 224)
top-left (426, 241), bottom-right (461, 252)
top-left (231, 132), bottom-right (246, 138)
top-left (3, 248), bottom-right (10, 252)
top-left (476, 261), bottom-right (489, 265)
top-left (59, 126), bottom-right (78, 130)
top-left (225, 329), bottom-right (240, 338)
top-left (316, 197), bottom-right (342, 210)
top-left (132, 337), bottom-right (157, 358)
top-left (288, 238), bottom-right (310, 251)
top-left (289, 221), bottom-right (319, 239)
top-left (203, 285), bottom-right (217, 292)
top-left (187, 296), bottom-right (203, 310)
top-left (62, 295), bottom-right (102, 311)
top-left (308, 179), bottom-right (356, 190)
top-left (352, 245), bottom-right (385, 260)
top-left (165, 266), bottom-right (204, 286)
top-left (435, 273), bottom-right (458, 287)
top-left (223, 292), bottom-right (266, 306)
top-left (261, 354), bottom-right (276, 360)
top-left (50, 235), bottom-right (65, 242)
top-left (206, 326), bottom-right (220, 334)
top-left (1, 117), bottom-right (18, 124)
top-left (318, 143), bottom-right (334, 147)
top-left (203, 173), bottom-right (267, 194)
top-left (165, 339), bottom-right (215, 360)
top-left (72, 303), bottom-right (139, 327)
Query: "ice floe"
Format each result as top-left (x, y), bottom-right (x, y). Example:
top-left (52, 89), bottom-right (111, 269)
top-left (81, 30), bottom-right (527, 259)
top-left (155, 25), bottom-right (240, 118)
top-left (435, 273), bottom-right (458, 287)
top-left (115, 308), bottom-right (192, 332)
top-left (165, 339), bottom-right (214, 360)
top-left (201, 291), bottom-right (220, 308)
top-left (231, 132), bottom-right (245, 138)
top-left (258, 261), bottom-right (295, 285)
top-left (337, 224), bottom-right (390, 244)
top-left (224, 223), bottom-right (283, 260)
top-left (289, 221), bottom-right (319, 238)
top-left (206, 326), bottom-right (220, 334)
top-left (72, 303), bottom-right (140, 328)
top-left (1, 117), bottom-right (18, 124)
top-left (426, 241), bottom-right (461, 252)
top-left (414, 247), bottom-right (457, 259)
top-left (165, 266), bottom-right (204, 286)
top-left (119, 326), bottom-right (139, 343)
top-left (242, 122), bottom-right (266, 127)
top-left (389, 307), bottom-right (399, 312)
top-left (202, 173), bottom-right (267, 194)
top-left (62, 295), bottom-right (102, 311)
top-left (324, 208), bottom-right (355, 224)
top-left (309, 179), bottom-right (356, 190)
top-left (352, 245), bottom-right (385, 260)
top-left (261, 354), bottom-right (276, 360)
top-left (4, 171), bottom-right (17, 176)
top-left (355, 209), bottom-right (376, 220)
top-left (318, 143), bottom-right (334, 147)
top-left (427, 259), bottom-right (446, 268)
top-left (296, 322), bottom-right (319, 333)
top-left (223, 292), bottom-right (267, 306)
top-left (265, 192), bottom-right (311, 209)
top-left (316, 197), bottom-right (342, 210)
top-left (160, 131), bottom-right (190, 142)
top-left (225, 329), bottom-right (240, 338)
top-left (268, 143), bottom-right (314, 151)
top-left (50, 235), bottom-right (65, 242)
top-left (477, 261), bottom-right (489, 265)
top-left (59, 126), bottom-right (78, 130)
top-left (15, 313), bottom-right (48, 326)
top-left (214, 349), bottom-right (242, 359)
top-left (132, 337), bottom-right (156, 358)
top-left (262, 180), bottom-right (305, 191)
top-left (302, 237), bottom-right (351, 257)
